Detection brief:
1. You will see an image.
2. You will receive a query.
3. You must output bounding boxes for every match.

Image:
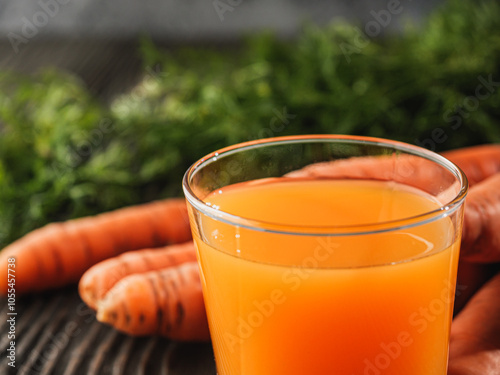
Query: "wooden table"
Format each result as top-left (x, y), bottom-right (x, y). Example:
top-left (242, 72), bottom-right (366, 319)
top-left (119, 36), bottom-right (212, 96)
top-left (0, 38), bottom-right (217, 374)
top-left (0, 288), bottom-right (216, 375)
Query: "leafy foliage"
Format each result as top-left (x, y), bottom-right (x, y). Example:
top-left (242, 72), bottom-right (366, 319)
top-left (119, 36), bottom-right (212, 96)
top-left (1, 0), bottom-right (499, 246)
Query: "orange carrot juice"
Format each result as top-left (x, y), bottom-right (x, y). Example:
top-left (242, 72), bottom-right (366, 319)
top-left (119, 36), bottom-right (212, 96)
top-left (192, 178), bottom-right (460, 375)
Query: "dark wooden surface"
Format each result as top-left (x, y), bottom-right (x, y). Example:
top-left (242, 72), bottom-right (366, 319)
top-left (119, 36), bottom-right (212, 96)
top-left (0, 38), bottom-right (218, 374)
top-left (0, 288), bottom-right (216, 375)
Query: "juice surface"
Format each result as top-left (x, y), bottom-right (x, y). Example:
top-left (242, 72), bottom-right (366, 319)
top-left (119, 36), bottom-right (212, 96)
top-left (191, 179), bottom-right (460, 375)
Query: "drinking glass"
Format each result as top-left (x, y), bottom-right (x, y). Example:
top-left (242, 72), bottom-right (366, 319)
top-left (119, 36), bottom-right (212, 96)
top-left (183, 135), bottom-right (468, 375)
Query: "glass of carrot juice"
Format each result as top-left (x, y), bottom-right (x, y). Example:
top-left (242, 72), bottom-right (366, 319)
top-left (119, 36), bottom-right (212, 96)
top-left (182, 135), bottom-right (468, 375)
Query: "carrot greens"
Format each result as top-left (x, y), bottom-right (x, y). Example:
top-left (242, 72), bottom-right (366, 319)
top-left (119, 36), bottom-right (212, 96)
top-left (1, 0), bottom-right (499, 247)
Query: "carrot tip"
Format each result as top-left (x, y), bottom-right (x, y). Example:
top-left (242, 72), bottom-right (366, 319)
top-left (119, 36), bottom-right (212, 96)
top-left (97, 307), bottom-right (117, 324)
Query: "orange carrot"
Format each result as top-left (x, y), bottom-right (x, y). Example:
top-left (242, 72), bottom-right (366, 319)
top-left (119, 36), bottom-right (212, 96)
top-left (79, 242), bottom-right (197, 310)
top-left (286, 145), bottom-right (500, 262)
top-left (287, 144), bottom-right (500, 189)
top-left (454, 259), bottom-right (498, 314)
top-left (96, 262), bottom-right (209, 342)
top-left (0, 198), bottom-right (192, 295)
top-left (286, 154), bottom-right (455, 195)
top-left (461, 173), bottom-right (500, 263)
top-left (442, 144), bottom-right (500, 186)
top-left (448, 271), bottom-right (500, 373)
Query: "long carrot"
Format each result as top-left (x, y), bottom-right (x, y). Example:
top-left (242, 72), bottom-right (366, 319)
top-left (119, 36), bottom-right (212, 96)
top-left (448, 271), bottom-right (500, 374)
top-left (79, 241), bottom-right (197, 310)
top-left (461, 173), bottom-right (500, 263)
top-left (96, 262), bottom-right (209, 341)
top-left (442, 144), bottom-right (500, 186)
top-left (454, 259), bottom-right (499, 314)
top-left (287, 144), bottom-right (500, 262)
top-left (287, 144), bottom-right (500, 189)
top-left (0, 198), bottom-right (191, 295)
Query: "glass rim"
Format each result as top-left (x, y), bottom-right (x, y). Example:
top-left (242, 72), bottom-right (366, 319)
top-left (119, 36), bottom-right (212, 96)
top-left (182, 135), bottom-right (469, 237)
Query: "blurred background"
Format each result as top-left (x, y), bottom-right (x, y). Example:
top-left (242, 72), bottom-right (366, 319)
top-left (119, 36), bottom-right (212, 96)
top-left (0, 0), bottom-right (499, 245)
top-left (0, 0), bottom-right (441, 39)
top-left (1, 2), bottom-right (500, 374)
top-left (0, 0), bottom-right (442, 99)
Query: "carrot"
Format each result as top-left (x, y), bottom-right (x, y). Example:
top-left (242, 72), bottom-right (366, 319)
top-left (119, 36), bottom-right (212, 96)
top-left (286, 154), bottom-right (455, 195)
top-left (286, 145), bottom-right (500, 262)
top-left (96, 262), bottom-right (210, 342)
top-left (0, 198), bottom-right (192, 295)
top-left (448, 271), bottom-right (500, 374)
top-left (461, 173), bottom-right (500, 263)
top-left (287, 144), bottom-right (500, 188)
top-left (79, 241), bottom-right (197, 310)
top-left (442, 144), bottom-right (500, 186)
top-left (454, 260), bottom-right (498, 314)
